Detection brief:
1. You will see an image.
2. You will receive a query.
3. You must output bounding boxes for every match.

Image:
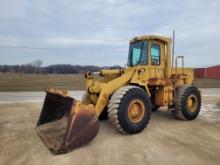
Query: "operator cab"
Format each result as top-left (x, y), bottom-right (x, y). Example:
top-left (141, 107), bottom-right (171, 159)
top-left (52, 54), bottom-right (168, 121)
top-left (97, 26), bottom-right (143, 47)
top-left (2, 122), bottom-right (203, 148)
top-left (128, 35), bottom-right (171, 67)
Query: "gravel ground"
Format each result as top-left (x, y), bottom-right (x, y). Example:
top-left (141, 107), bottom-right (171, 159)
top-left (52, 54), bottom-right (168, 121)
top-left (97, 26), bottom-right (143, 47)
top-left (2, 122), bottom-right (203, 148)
top-left (0, 89), bottom-right (219, 165)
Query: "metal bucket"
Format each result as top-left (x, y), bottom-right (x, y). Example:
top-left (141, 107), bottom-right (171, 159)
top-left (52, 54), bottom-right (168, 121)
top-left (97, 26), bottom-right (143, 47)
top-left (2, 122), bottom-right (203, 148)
top-left (36, 88), bottom-right (99, 154)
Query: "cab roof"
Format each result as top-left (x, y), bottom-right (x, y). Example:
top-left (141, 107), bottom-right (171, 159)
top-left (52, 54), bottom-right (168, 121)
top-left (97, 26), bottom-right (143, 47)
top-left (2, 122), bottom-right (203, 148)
top-left (129, 35), bottom-right (172, 44)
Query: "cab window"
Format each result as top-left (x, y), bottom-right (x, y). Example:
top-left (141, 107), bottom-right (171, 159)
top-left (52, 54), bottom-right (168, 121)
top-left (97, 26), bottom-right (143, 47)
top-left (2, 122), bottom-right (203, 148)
top-left (132, 48), bottom-right (141, 65)
top-left (128, 41), bottom-right (148, 66)
top-left (139, 41), bottom-right (148, 65)
top-left (151, 44), bottom-right (160, 65)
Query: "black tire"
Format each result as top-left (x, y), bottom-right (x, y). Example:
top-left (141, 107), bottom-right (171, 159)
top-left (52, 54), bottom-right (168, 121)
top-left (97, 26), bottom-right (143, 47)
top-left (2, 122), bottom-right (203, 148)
top-left (108, 85), bottom-right (152, 134)
top-left (172, 85), bottom-right (201, 120)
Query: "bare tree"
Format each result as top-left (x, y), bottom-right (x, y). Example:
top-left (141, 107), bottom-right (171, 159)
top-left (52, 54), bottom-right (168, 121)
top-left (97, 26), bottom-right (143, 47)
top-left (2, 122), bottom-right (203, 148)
top-left (31, 59), bottom-right (43, 67)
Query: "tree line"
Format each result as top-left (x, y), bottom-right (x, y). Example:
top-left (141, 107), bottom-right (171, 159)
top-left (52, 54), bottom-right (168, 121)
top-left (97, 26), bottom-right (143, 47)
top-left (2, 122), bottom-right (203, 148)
top-left (0, 60), bottom-right (121, 74)
top-left (0, 64), bottom-right (107, 74)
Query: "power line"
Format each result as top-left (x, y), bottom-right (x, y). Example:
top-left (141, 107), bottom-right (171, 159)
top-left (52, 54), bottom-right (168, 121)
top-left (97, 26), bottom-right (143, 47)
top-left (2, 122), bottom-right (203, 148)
top-left (0, 45), bottom-right (129, 54)
top-left (0, 45), bottom-right (127, 52)
top-left (0, 32), bottom-right (48, 38)
top-left (0, 17), bottom-right (138, 30)
top-left (0, 45), bottom-right (63, 50)
top-left (0, 17), bottom-right (54, 24)
top-left (175, 18), bottom-right (220, 33)
top-left (0, 32), bottom-right (128, 42)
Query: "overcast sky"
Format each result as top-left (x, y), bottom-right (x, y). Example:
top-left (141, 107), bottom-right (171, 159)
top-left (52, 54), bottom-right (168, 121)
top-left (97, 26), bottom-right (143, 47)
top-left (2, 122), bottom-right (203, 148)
top-left (0, 0), bottom-right (219, 67)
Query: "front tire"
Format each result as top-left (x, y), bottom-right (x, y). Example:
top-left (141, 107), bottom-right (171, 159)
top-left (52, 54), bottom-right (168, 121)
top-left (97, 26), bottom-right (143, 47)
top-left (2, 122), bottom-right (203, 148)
top-left (108, 85), bottom-right (152, 134)
top-left (172, 85), bottom-right (201, 120)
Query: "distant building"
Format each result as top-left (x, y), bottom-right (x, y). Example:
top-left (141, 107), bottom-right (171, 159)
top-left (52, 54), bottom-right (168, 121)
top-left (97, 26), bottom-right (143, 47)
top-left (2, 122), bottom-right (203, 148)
top-left (194, 65), bottom-right (220, 79)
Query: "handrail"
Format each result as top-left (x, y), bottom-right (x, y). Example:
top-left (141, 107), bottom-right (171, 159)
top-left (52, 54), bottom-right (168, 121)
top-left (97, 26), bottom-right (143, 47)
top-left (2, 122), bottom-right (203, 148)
top-left (175, 56), bottom-right (184, 74)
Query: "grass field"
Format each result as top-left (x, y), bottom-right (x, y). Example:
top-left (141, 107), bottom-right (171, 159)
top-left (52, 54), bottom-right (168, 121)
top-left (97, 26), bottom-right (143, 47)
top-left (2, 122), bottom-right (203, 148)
top-left (0, 73), bottom-right (219, 91)
top-left (0, 73), bottom-right (85, 91)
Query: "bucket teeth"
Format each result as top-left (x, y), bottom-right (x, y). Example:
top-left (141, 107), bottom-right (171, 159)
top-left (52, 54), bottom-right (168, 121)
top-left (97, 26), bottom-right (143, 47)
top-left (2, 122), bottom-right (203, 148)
top-left (36, 89), bottom-right (99, 154)
top-left (45, 88), bottom-right (69, 97)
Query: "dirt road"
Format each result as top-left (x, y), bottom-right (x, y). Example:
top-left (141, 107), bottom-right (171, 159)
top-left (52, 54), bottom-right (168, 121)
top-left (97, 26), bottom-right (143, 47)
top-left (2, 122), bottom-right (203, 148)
top-left (0, 89), bottom-right (220, 165)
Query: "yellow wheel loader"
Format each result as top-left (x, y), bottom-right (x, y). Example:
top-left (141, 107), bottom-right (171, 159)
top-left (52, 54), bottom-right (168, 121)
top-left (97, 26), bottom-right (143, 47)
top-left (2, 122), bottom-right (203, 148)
top-left (36, 35), bottom-right (201, 154)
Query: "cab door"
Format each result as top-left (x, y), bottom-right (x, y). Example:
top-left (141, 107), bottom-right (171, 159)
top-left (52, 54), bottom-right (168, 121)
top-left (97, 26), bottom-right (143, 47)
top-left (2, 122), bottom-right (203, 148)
top-left (149, 41), bottom-right (165, 78)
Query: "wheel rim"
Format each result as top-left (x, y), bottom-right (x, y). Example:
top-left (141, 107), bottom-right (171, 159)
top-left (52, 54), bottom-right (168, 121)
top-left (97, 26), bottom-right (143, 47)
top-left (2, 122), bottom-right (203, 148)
top-left (187, 94), bottom-right (198, 112)
top-left (128, 99), bottom-right (145, 123)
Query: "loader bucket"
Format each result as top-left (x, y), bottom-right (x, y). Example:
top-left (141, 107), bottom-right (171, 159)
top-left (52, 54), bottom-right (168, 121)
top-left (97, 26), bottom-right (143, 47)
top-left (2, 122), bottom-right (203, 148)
top-left (36, 88), bottom-right (99, 154)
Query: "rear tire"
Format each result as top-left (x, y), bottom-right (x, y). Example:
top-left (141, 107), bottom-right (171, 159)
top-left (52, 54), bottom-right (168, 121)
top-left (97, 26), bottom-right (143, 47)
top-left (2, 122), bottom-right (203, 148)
top-left (108, 85), bottom-right (152, 134)
top-left (172, 85), bottom-right (201, 120)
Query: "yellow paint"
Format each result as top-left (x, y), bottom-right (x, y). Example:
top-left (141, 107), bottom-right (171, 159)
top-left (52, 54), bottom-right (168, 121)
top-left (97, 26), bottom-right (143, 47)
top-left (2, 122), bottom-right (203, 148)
top-left (187, 94), bottom-right (198, 112)
top-left (128, 99), bottom-right (145, 123)
top-left (81, 35), bottom-right (194, 117)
